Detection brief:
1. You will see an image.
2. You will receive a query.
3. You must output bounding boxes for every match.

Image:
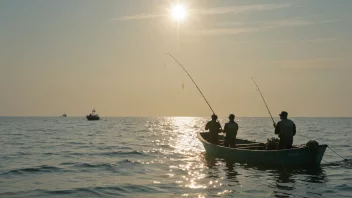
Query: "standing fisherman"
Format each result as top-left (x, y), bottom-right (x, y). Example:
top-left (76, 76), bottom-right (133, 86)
top-left (205, 114), bottom-right (222, 144)
top-left (274, 111), bottom-right (296, 149)
top-left (223, 114), bottom-right (239, 147)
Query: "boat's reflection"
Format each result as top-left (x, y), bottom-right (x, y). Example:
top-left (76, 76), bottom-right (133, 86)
top-left (202, 153), bottom-right (327, 197)
top-left (225, 160), bottom-right (240, 183)
top-left (270, 167), bottom-right (326, 197)
top-left (203, 154), bottom-right (240, 184)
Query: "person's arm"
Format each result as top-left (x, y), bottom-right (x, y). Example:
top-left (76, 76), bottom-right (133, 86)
top-left (223, 123), bottom-right (228, 133)
top-left (293, 122), bottom-right (296, 136)
top-left (274, 122), bottom-right (280, 135)
top-left (205, 122), bottom-right (209, 130)
top-left (217, 122), bottom-right (222, 133)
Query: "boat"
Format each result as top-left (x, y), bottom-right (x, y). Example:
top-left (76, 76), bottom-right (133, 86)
top-left (86, 109), bottom-right (100, 121)
top-left (61, 113), bottom-right (67, 117)
top-left (197, 132), bottom-right (327, 167)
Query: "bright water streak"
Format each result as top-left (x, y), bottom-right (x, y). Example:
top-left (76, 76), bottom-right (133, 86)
top-left (0, 117), bottom-right (351, 197)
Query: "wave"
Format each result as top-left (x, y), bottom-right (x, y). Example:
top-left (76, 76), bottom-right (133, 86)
top-left (1, 165), bottom-right (63, 175)
top-left (67, 141), bottom-right (85, 145)
top-left (100, 151), bottom-right (147, 156)
top-left (48, 184), bottom-right (171, 195)
top-left (334, 184), bottom-right (352, 191)
top-left (321, 159), bottom-right (352, 168)
top-left (97, 145), bottom-right (132, 150)
top-left (25, 129), bottom-right (47, 132)
top-left (66, 150), bottom-right (146, 157)
top-left (0, 184), bottom-right (171, 197)
top-left (61, 159), bottom-right (142, 168)
top-left (42, 152), bottom-right (61, 156)
top-left (57, 159), bottom-right (145, 176)
top-left (117, 159), bottom-right (142, 165)
top-left (72, 162), bottom-right (114, 168)
top-left (14, 151), bottom-right (32, 156)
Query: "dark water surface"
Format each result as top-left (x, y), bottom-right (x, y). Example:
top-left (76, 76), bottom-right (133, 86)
top-left (0, 117), bottom-right (351, 197)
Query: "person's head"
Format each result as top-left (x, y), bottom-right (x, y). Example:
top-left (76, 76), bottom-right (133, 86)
top-left (211, 114), bottom-right (218, 121)
top-left (228, 114), bottom-right (235, 121)
top-left (279, 111), bottom-right (288, 120)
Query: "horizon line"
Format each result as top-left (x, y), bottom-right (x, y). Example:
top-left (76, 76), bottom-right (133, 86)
top-left (1, 116), bottom-right (351, 118)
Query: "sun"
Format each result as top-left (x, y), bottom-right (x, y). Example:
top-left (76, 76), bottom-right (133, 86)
top-left (171, 4), bottom-right (187, 21)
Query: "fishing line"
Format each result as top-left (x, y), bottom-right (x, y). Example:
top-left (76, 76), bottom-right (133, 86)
top-left (297, 134), bottom-right (349, 162)
top-left (167, 53), bottom-right (222, 129)
top-left (327, 146), bottom-right (350, 162)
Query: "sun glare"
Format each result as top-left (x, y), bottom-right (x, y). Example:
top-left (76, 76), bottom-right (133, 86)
top-left (171, 4), bottom-right (187, 21)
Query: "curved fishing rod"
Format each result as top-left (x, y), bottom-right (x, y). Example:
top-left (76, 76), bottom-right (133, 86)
top-left (167, 53), bottom-right (222, 129)
top-left (251, 77), bottom-right (276, 125)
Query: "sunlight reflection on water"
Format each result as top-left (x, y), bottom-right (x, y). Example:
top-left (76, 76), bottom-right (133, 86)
top-left (143, 117), bottom-right (351, 197)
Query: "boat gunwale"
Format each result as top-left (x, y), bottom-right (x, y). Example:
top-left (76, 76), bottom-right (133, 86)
top-left (197, 132), bottom-right (328, 153)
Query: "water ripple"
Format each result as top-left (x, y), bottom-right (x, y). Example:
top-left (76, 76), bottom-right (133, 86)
top-left (0, 117), bottom-right (351, 198)
top-left (1, 165), bottom-right (63, 176)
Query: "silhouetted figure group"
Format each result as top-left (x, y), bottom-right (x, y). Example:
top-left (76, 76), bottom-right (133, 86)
top-left (205, 114), bottom-right (238, 147)
top-left (205, 111), bottom-right (296, 149)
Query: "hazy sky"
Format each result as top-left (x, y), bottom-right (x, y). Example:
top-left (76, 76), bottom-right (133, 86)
top-left (1, 0), bottom-right (351, 117)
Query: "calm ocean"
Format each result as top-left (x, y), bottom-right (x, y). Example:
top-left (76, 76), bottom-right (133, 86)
top-left (0, 117), bottom-right (351, 197)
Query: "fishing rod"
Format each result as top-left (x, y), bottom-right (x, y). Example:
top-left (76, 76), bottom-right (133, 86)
top-left (250, 78), bottom-right (289, 173)
top-left (251, 77), bottom-right (276, 125)
top-left (167, 53), bottom-right (222, 129)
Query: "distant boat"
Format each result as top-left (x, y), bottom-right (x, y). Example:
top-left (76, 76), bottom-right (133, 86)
top-left (61, 113), bottom-right (67, 117)
top-left (86, 109), bottom-right (100, 121)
